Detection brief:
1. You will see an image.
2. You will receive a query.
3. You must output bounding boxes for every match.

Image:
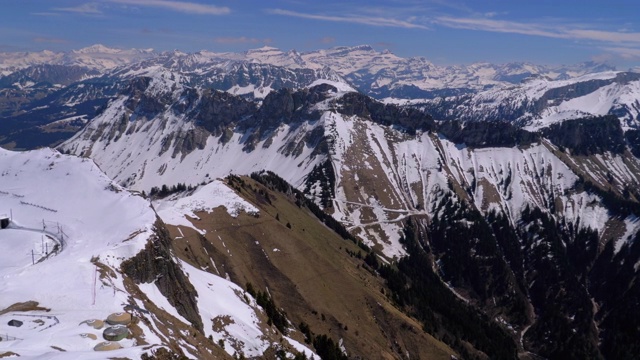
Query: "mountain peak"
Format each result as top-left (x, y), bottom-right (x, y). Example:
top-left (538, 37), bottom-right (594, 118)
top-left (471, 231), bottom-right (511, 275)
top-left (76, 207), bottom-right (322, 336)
top-left (74, 44), bottom-right (120, 54)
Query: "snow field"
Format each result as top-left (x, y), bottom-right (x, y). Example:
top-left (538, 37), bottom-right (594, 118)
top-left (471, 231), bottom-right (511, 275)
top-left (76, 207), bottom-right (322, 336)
top-left (0, 148), bottom-right (156, 359)
top-left (0, 147), bottom-right (315, 358)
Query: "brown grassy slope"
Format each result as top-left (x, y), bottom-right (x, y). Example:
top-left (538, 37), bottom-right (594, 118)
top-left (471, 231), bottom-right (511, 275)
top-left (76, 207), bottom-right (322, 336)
top-left (167, 176), bottom-right (456, 360)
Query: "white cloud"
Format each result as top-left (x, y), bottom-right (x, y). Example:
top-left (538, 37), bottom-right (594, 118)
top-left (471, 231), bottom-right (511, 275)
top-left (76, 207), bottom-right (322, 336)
top-left (567, 29), bottom-right (640, 44)
top-left (268, 9), bottom-right (429, 29)
top-left (434, 16), bottom-right (640, 46)
top-left (434, 16), bottom-right (640, 64)
top-left (435, 16), bottom-right (567, 38)
top-left (602, 46), bottom-right (640, 60)
top-left (110, 0), bottom-right (230, 15)
top-left (53, 3), bottom-right (102, 15)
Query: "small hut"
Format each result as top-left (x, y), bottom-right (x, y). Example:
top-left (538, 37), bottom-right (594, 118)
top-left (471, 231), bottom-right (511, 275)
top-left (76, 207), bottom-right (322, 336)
top-left (106, 312), bottom-right (132, 326)
top-left (8, 319), bottom-right (23, 327)
top-left (103, 325), bottom-right (129, 341)
top-left (94, 341), bottom-right (122, 351)
top-left (80, 319), bottom-right (104, 329)
top-left (0, 216), bottom-right (9, 229)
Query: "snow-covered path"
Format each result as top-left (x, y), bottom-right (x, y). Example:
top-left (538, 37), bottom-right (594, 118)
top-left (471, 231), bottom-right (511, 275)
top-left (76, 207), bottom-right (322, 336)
top-left (7, 222), bottom-right (65, 254)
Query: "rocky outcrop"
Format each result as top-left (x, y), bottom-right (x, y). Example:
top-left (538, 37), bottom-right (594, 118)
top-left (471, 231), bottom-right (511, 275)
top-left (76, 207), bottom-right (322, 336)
top-left (625, 129), bottom-right (640, 157)
top-left (252, 84), bottom-right (335, 126)
top-left (439, 120), bottom-right (539, 148)
top-left (121, 220), bottom-right (203, 332)
top-left (337, 92), bottom-right (435, 134)
top-left (123, 77), bottom-right (170, 117)
top-left (170, 128), bottom-right (209, 159)
top-left (193, 89), bottom-right (256, 137)
top-left (542, 115), bottom-right (625, 155)
top-left (240, 84), bottom-right (334, 151)
top-left (533, 78), bottom-right (617, 111)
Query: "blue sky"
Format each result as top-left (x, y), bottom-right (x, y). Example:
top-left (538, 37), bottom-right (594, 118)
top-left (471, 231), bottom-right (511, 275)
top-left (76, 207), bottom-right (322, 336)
top-left (1, 0), bottom-right (640, 68)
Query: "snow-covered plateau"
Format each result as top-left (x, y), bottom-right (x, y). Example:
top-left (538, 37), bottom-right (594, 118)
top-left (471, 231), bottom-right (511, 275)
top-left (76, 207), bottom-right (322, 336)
top-left (0, 147), bottom-right (314, 359)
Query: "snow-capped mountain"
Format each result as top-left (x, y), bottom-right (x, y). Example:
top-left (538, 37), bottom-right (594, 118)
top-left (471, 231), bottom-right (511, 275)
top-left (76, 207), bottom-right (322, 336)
top-left (112, 52), bottom-right (346, 99)
top-left (57, 71), bottom-right (635, 244)
top-left (4, 44), bottom-right (640, 358)
top-left (298, 45), bottom-right (616, 98)
top-left (56, 68), bottom-right (640, 358)
top-left (0, 43), bottom-right (631, 151)
top-left (59, 76), bottom-right (351, 191)
top-left (0, 45), bottom-right (156, 76)
top-left (0, 45), bottom-right (351, 150)
top-left (2, 43), bottom-right (630, 151)
top-left (417, 71), bottom-right (640, 130)
top-left (0, 44), bottom-right (617, 97)
top-left (57, 71), bottom-right (639, 256)
top-left (189, 44), bottom-right (614, 99)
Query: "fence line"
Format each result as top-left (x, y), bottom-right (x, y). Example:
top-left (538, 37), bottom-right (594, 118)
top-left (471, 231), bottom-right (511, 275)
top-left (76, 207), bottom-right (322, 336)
top-left (0, 190), bottom-right (25, 198)
top-left (8, 219), bottom-right (67, 257)
top-left (0, 333), bottom-right (22, 341)
top-left (31, 241), bottom-right (56, 264)
top-left (42, 220), bottom-right (67, 252)
top-left (20, 201), bottom-right (57, 213)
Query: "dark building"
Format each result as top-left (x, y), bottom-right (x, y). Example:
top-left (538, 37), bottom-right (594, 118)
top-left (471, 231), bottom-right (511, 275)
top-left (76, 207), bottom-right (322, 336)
top-left (8, 319), bottom-right (23, 327)
top-left (0, 216), bottom-right (9, 229)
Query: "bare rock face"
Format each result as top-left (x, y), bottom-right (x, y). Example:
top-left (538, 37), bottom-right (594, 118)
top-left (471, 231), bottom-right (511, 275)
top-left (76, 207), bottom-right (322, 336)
top-left (123, 77), bottom-right (170, 116)
top-left (438, 120), bottom-right (539, 148)
top-left (252, 83), bottom-right (335, 126)
top-left (121, 220), bottom-right (203, 332)
top-left (194, 89), bottom-right (256, 137)
top-left (239, 84), bottom-right (334, 152)
top-left (542, 115), bottom-right (625, 155)
top-left (170, 127), bottom-right (209, 159)
top-left (337, 92), bottom-right (435, 134)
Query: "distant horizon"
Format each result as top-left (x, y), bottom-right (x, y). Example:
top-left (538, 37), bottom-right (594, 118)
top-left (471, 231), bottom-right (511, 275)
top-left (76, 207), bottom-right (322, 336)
top-left (2, 1), bottom-right (639, 69)
top-left (1, 42), bottom-right (636, 70)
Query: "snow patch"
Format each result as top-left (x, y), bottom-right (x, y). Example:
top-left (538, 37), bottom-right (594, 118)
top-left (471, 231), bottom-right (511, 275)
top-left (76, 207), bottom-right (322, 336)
top-left (154, 180), bottom-right (258, 231)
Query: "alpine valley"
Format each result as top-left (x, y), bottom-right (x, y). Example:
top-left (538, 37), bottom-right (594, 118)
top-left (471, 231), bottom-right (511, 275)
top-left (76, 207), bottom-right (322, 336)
top-left (1, 44), bottom-right (640, 360)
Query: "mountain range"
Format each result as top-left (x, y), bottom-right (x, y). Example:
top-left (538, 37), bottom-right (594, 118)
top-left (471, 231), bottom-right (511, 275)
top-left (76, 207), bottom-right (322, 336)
top-left (0, 44), bottom-right (635, 151)
top-left (0, 44), bottom-right (618, 97)
top-left (1, 44), bottom-right (640, 359)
